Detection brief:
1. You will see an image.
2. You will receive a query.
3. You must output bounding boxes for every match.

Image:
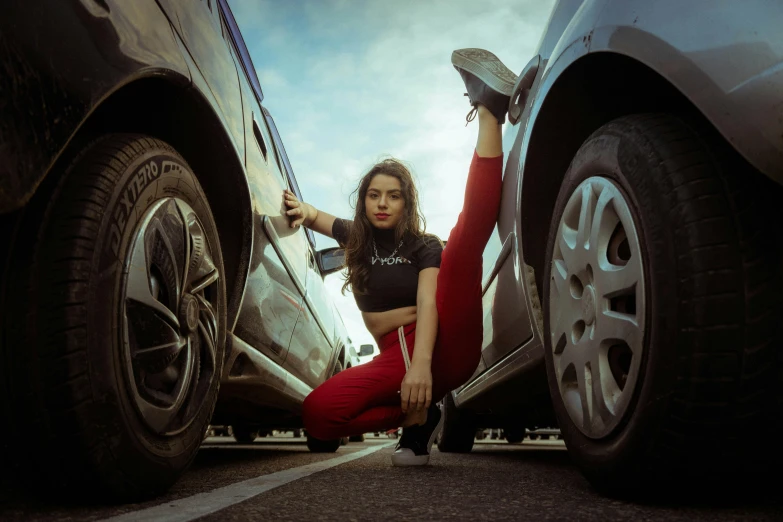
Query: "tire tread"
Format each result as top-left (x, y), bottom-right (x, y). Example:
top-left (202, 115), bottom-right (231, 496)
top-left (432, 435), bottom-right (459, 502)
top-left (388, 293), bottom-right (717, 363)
top-left (1, 134), bottom-right (220, 500)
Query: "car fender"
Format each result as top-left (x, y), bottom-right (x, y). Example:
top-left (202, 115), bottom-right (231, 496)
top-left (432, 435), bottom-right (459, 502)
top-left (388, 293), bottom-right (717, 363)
top-left (0, 0), bottom-right (192, 212)
top-left (592, 0), bottom-right (783, 182)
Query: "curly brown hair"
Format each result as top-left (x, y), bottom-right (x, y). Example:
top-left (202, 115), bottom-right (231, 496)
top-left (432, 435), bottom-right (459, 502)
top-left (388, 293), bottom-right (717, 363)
top-left (342, 158), bottom-right (427, 295)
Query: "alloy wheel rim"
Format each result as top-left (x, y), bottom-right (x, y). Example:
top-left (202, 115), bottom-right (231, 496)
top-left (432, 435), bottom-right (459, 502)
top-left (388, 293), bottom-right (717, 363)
top-left (549, 177), bottom-right (646, 439)
top-left (122, 198), bottom-right (220, 436)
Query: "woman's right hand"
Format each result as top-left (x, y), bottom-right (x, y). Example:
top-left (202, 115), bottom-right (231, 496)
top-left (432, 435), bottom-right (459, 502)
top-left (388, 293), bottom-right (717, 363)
top-left (283, 189), bottom-right (308, 228)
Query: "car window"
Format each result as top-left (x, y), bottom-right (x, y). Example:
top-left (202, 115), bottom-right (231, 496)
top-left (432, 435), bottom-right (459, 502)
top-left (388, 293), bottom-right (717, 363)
top-left (263, 108), bottom-right (317, 248)
top-left (218, 0), bottom-right (264, 104)
top-left (249, 113), bottom-right (285, 186)
top-left (201, 0), bottom-right (222, 35)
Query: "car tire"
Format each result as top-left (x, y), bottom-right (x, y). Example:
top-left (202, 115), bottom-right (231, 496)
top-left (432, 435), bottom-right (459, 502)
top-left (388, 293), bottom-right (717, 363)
top-left (306, 433), bottom-right (342, 453)
top-left (542, 114), bottom-right (783, 496)
top-left (348, 434), bottom-right (365, 442)
top-left (232, 426), bottom-right (259, 444)
top-left (306, 360), bottom-right (344, 453)
top-left (437, 394), bottom-right (476, 453)
top-left (1, 134), bottom-right (227, 500)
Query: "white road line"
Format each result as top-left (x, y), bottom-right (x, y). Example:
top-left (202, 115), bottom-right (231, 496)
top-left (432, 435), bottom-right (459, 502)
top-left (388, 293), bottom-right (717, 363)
top-left (101, 442), bottom-right (394, 522)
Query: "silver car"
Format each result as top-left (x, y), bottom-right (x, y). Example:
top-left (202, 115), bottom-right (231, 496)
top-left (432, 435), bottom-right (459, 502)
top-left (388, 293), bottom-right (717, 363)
top-left (439, 0), bottom-right (783, 495)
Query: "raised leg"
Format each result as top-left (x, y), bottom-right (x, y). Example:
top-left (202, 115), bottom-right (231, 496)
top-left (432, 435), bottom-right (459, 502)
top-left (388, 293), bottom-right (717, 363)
top-left (432, 105), bottom-right (504, 397)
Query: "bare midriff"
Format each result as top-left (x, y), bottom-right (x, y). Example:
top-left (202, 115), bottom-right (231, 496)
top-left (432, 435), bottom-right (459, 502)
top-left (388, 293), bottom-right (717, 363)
top-left (362, 305), bottom-right (417, 344)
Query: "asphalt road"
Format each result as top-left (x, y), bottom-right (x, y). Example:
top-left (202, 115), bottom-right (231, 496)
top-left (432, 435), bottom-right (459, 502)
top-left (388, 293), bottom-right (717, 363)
top-left (1, 434), bottom-right (781, 521)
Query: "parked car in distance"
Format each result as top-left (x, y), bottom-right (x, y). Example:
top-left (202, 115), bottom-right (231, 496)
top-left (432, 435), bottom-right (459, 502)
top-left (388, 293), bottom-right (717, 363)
top-left (439, 0), bottom-right (783, 496)
top-left (1, 0), bottom-right (350, 500)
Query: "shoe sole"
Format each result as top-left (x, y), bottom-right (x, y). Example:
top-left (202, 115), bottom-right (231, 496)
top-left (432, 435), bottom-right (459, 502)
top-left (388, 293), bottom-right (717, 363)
top-left (389, 408), bottom-right (445, 467)
top-left (451, 48), bottom-right (517, 96)
top-left (391, 450), bottom-right (429, 466)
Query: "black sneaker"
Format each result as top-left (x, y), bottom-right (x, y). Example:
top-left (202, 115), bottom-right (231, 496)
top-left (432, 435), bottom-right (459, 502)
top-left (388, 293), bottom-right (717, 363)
top-left (451, 48), bottom-right (518, 124)
top-left (391, 403), bottom-right (444, 466)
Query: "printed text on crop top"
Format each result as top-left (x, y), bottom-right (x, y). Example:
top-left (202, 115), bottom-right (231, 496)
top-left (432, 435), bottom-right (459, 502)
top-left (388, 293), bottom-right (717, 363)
top-left (332, 218), bottom-right (443, 313)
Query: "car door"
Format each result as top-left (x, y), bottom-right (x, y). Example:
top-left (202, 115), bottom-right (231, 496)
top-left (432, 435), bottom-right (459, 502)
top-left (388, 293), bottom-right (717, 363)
top-left (285, 241), bottom-right (339, 388)
top-left (264, 111), bottom-right (338, 388)
top-left (480, 227), bottom-right (533, 368)
top-left (479, 130), bottom-right (535, 368)
top-left (222, 5), bottom-right (309, 363)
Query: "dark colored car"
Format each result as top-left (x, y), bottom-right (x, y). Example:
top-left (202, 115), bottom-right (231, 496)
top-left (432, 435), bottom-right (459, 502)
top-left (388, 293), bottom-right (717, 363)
top-left (1, 0), bottom-right (350, 499)
top-left (438, 0), bottom-right (783, 496)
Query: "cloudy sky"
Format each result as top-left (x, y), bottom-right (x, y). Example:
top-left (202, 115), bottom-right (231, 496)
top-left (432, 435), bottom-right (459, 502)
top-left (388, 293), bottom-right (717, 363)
top-left (227, 0), bottom-right (555, 357)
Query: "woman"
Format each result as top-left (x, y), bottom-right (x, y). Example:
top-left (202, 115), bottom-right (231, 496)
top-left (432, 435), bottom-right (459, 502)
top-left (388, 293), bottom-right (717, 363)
top-left (285, 48), bottom-right (518, 466)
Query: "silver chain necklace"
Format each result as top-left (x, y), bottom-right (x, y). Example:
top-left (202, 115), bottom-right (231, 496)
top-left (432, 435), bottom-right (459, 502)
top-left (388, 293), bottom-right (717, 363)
top-left (372, 236), bottom-right (405, 265)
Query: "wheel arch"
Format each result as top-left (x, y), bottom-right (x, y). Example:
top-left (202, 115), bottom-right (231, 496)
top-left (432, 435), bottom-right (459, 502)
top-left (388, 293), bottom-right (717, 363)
top-left (63, 76), bottom-right (252, 330)
top-left (520, 52), bottom-right (705, 289)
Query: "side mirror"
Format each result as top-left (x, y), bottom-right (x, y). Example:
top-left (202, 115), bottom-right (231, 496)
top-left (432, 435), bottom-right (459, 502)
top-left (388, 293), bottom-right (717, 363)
top-left (316, 247), bottom-right (345, 276)
top-left (359, 344), bottom-right (374, 356)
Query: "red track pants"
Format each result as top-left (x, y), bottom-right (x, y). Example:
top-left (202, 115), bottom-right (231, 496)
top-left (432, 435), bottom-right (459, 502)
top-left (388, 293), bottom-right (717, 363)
top-left (302, 152), bottom-right (503, 440)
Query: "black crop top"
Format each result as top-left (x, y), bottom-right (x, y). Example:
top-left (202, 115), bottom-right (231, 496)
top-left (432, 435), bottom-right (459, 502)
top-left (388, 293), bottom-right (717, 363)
top-left (332, 219), bottom-right (443, 313)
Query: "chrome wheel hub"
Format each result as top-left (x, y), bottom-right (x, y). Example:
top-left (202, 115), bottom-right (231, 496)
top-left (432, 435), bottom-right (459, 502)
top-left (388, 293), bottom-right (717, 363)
top-left (122, 198), bottom-right (220, 436)
top-left (549, 177), bottom-right (646, 439)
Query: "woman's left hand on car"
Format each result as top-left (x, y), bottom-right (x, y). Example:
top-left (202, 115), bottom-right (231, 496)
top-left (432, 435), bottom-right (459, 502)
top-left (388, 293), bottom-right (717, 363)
top-left (283, 189), bottom-right (308, 228)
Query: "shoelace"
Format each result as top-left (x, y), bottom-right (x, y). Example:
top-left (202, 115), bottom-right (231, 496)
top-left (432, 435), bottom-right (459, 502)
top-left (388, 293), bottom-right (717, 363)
top-left (464, 93), bottom-right (478, 126)
top-left (465, 106), bottom-right (478, 126)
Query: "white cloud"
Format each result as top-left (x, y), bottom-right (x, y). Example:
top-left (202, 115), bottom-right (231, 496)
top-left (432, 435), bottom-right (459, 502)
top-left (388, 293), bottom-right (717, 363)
top-left (228, 0), bottom-right (555, 350)
top-left (257, 68), bottom-right (290, 90)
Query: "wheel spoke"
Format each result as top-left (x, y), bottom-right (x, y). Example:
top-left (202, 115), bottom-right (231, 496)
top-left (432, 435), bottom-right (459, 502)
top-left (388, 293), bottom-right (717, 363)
top-left (126, 231), bottom-right (181, 330)
top-left (576, 183), bottom-right (596, 251)
top-left (165, 338), bottom-right (196, 429)
top-left (556, 335), bottom-right (582, 375)
top-left (551, 259), bottom-right (568, 297)
top-left (198, 319), bottom-right (216, 370)
top-left (136, 399), bottom-right (175, 434)
top-left (595, 255), bottom-right (642, 298)
top-left (575, 362), bottom-right (593, 432)
top-left (133, 339), bottom-right (187, 367)
top-left (588, 187), bottom-right (619, 266)
top-left (152, 200), bottom-right (190, 303)
top-left (590, 349), bottom-right (621, 425)
top-left (557, 226), bottom-right (578, 270)
top-left (178, 207), bottom-right (217, 292)
top-left (197, 294), bottom-right (218, 348)
top-left (191, 269), bottom-right (219, 295)
top-left (134, 340), bottom-right (194, 434)
top-left (126, 288), bottom-right (181, 361)
top-left (595, 311), bottom-right (643, 355)
top-left (181, 335), bottom-right (204, 422)
top-left (555, 289), bottom-right (582, 335)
